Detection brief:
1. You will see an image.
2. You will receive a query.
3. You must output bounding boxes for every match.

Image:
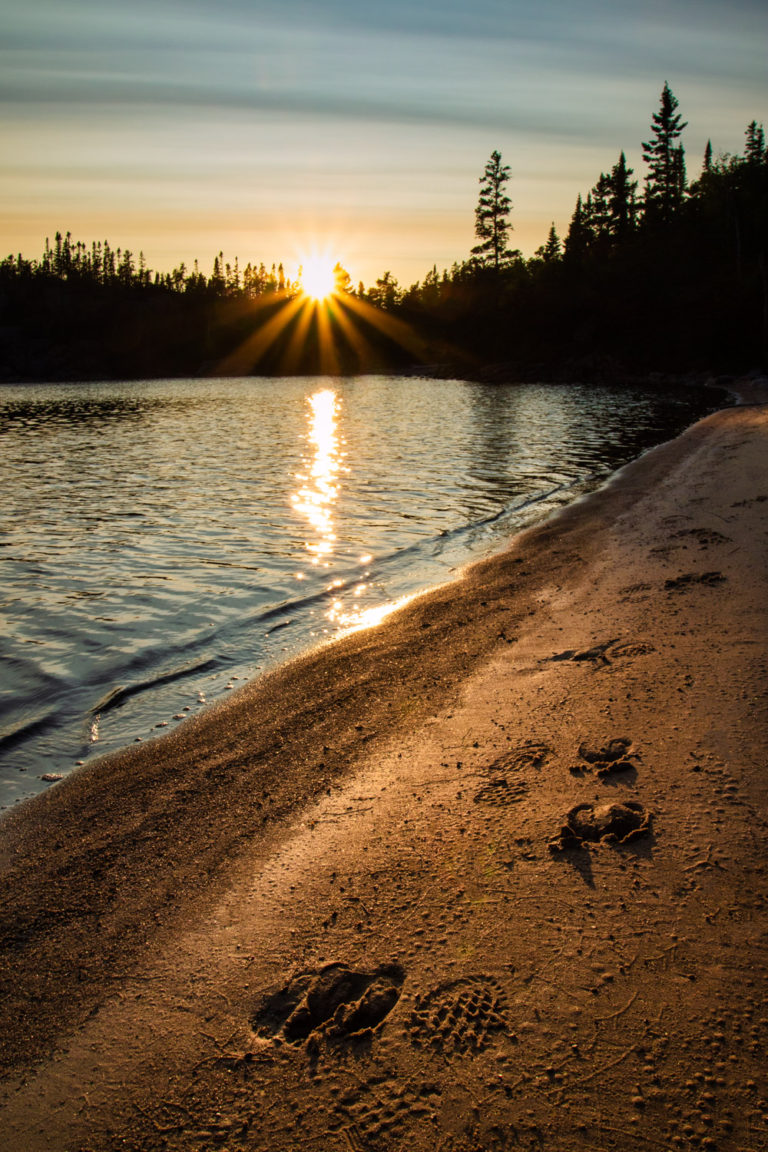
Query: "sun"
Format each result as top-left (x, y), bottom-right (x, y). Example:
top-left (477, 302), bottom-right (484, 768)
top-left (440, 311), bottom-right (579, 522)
top-left (300, 257), bottom-right (336, 302)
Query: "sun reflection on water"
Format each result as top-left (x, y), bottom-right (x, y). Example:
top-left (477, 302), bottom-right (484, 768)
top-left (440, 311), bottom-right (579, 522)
top-left (291, 387), bottom-right (412, 635)
top-left (291, 389), bottom-right (343, 565)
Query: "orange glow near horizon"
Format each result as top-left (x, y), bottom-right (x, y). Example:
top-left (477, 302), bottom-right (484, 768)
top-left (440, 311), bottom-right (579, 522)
top-left (300, 256), bottom-right (336, 301)
top-left (215, 251), bottom-right (436, 378)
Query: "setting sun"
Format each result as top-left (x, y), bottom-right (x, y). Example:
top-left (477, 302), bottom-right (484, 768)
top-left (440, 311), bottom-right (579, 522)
top-left (300, 257), bottom-right (336, 301)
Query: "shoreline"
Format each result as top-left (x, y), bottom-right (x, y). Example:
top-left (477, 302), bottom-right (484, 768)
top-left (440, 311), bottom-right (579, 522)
top-left (1, 373), bottom-right (722, 809)
top-left (1, 385), bottom-right (768, 1150)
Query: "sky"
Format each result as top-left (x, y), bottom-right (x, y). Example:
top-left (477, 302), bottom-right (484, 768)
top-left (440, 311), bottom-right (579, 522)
top-left (1, 0), bottom-right (766, 288)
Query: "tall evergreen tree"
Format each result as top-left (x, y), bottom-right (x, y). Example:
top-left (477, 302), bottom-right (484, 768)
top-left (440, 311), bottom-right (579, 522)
top-left (368, 270), bottom-right (400, 309)
top-left (608, 151), bottom-right (638, 240)
top-left (564, 194), bottom-right (592, 261)
top-left (535, 223), bottom-right (562, 262)
top-left (471, 150), bottom-right (516, 271)
top-left (745, 120), bottom-right (766, 165)
top-left (642, 82), bottom-right (688, 223)
top-left (210, 252), bottom-right (225, 294)
top-left (589, 173), bottom-right (613, 241)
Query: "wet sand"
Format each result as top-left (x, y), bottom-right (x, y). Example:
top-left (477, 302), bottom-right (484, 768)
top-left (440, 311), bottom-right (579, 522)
top-left (1, 385), bottom-right (768, 1151)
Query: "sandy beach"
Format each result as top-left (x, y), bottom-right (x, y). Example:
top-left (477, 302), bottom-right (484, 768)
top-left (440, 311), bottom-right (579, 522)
top-left (1, 383), bottom-right (768, 1152)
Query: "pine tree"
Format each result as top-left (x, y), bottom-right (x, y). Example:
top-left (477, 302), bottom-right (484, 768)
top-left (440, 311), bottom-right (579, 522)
top-left (608, 151), bottom-right (637, 240)
top-left (702, 140), bottom-right (713, 173)
top-left (54, 231), bottom-right (64, 277)
top-left (535, 223), bottom-right (562, 262)
top-left (580, 158), bottom-right (637, 249)
top-left (117, 248), bottom-right (135, 285)
top-left (211, 252), bottom-right (225, 294)
top-left (369, 270), bottom-right (400, 309)
top-left (564, 194), bottom-right (592, 260)
top-left (471, 150), bottom-right (516, 271)
top-left (91, 240), bottom-right (102, 282)
top-left (745, 120), bottom-right (766, 165)
top-left (642, 82), bottom-right (688, 223)
top-left (589, 174), bottom-right (612, 241)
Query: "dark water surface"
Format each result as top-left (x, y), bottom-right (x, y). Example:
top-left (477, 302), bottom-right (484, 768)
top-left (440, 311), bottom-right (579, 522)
top-left (0, 376), bottom-right (716, 808)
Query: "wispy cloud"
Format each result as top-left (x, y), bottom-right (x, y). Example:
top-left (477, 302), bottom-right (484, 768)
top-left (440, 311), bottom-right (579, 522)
top-left (1, 0), bottom-right (765, 282)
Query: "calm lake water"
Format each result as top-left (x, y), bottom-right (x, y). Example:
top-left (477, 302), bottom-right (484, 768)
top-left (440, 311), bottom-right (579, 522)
top-left (0, 375), bottom-right (717, 809)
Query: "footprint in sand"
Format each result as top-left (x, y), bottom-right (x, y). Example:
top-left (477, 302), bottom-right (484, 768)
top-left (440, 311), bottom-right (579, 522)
top-left (409, 975), bottom-right (508, 1055)
top-left (548, 640), bottom-right (656, 665)
top-left (251, 962), bottom-right (404, 1046)
top-left (732, 494), bottom-right (767, 507)
top-left (473, 744), bottom-right (550, 807)
top-left (664, 571), bottom-right (726, 591)
top-left (619, 582), bottom-right (653, 598)
top-left (474, 775), bottom-right (530, 806)
top-left (549, 801), bottom-right (651, 852)
top-left (608, 641), bottom-right (656, 659)
top-left (547, 639), bottom-right (615, 665)
top-left (671, 527), bottom-right (731, 548)
top-left (574, 736), bottom-right (636, 778)
top-left (338, 1083), bottom-right (438, 1150)
top-left (578, 736), bottom-right (632, 764)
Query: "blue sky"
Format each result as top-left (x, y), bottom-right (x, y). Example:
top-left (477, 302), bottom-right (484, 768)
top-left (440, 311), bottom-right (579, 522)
top-left (1, 0), bottom-right (765, 286)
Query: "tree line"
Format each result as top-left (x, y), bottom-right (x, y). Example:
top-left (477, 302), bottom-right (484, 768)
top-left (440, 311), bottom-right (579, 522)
top-left (2, 233), bottom-right (297, 298)
top-left (391, 84), bottom-right (767, 379)
top-left (1, 84), bottom-right (766, 381)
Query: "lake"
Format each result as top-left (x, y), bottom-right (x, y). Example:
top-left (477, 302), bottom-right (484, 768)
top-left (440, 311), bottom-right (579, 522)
top-left (0, 375), bottom-right (717, 809)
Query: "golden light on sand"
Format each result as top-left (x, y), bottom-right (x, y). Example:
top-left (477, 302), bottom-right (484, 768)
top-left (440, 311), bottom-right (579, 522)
top-left (326, 593), bottom-right (415, 633)
top-left (291, 389), bottom-right (343, 564)
top-left (300, 256), bottom-right (336, 301)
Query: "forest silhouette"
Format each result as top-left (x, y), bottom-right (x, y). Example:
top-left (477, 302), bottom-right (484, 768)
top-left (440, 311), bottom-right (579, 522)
top-left (1, 86), bottom-right (766, 383)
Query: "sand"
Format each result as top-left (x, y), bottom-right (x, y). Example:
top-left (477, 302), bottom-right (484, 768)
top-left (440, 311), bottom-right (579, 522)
top-left (1, 384), bottom-right (768, 1152)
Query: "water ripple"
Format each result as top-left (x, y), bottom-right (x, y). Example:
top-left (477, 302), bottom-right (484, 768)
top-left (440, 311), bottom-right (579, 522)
top-left (0, 375), bottom-right (714, 807)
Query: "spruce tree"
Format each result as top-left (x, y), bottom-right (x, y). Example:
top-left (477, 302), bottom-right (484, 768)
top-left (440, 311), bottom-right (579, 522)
top-left (642, 82), bottom-right (688, 223)
top-left (471, 150), bottom-right (516, 271)
top-left (608, 152), bottom-right (637, 240)
top-left (564, 194), bottom-right (592, 261)
top-left (745, 121), bottom-right (766, 165)
top-left (535, 223), bottom-right (562, 262)
top-left (589, 174), bottom-right (612, 241)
